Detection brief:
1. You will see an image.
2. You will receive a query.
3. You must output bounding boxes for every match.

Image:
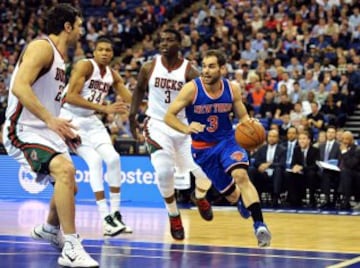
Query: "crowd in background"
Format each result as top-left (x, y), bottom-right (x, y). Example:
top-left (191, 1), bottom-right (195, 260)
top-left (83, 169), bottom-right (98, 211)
top-left (0, 0), bottom-right (360, 209)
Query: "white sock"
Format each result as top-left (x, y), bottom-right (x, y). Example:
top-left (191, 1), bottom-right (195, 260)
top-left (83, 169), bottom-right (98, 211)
top-left (96, 199), bottom-right (109, 219)
top-left (110, 192), bottom-right (121, 214)
top-left (63, 234), bottom-right (79, 243)
top-left (195, 187), bottom-right (206, 199)
top-left (43, 223), bottom-right (59, 233)
top-left (165, 200), bottom-right (179, 216)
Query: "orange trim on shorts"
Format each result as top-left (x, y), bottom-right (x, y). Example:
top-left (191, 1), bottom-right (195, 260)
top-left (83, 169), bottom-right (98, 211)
top-left (192, 140), bottom-right (217, 149)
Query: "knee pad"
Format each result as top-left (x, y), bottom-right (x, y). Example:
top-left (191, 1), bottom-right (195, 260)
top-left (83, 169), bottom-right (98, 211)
top-left (104, 150), bottom-right (122, 188)
top-left (80, 151), bottom-right (104, 193)
top-left (151, 150), bottom-right (175, 198)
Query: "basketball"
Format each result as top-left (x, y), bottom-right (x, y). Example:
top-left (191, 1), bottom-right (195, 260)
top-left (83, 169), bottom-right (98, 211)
top-left (235, 120), bottom-right (266, 151)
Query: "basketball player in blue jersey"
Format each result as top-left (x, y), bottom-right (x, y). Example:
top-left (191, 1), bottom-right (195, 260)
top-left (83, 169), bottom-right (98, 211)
top-left (2, 4), bottom-right (99, 267)
top-left (129, 29), bottom-right (213, 240)
top-left (165, 49), bottom-right (271, 247)
top-left (60, 36), bottom-right (132, 237)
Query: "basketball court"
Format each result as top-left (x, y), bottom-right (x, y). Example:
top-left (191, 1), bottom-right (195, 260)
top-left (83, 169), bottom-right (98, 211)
top-left (0, 199), bottom-right (359, 268)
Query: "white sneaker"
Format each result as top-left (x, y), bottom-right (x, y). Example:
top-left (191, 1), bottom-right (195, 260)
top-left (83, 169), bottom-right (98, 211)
top-left (103, 214), bottom-right (125, 237)
top-left (113, 211), bottom-right (133, 234)
top-left (254, 221), bottom-right (271, 247)
top-left (58, 235), bottom-right (98, 267)
top-left (31, 224), bottom-right (64, 249)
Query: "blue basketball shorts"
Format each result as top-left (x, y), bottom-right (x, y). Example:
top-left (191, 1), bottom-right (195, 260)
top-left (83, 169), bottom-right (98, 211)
top-left (191, 134), bottom-right (249, 193)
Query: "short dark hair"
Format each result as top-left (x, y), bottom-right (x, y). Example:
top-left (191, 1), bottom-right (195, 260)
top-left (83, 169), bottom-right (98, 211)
top-left (326, 125), bottom-right (337, 131)
top-left (45, 4), bottom-right (81, 35)
top-left (163, 28), bottom-right (181, 43)
top-left (204, 49), bottom-right (226, 67)
top-left (95, 36), bottom-right (114, 48)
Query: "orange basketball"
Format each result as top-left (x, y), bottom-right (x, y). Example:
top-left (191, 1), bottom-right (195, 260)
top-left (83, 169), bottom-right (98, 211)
top-left (235, 120), bottom-right (266, 151)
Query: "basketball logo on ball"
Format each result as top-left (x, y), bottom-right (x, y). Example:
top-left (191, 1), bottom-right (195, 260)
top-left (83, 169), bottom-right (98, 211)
top-left (235, 119), bottom-right (266, 151)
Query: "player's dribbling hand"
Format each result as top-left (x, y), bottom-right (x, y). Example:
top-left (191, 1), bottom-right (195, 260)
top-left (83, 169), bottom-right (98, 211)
top-left (187, 122), bottom-right (206, 134)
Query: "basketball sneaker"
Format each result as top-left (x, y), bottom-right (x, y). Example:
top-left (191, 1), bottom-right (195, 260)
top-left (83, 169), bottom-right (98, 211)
top-left (169, 214), bottom-right (184, 240)
top-left (31, 224), bottom-right (64, 249)
top-left (191, 192), bottom-right (213, 221)
top-left (103, 214), bottom-right (125, 237)
top-left (58, 234), bottom-right (99, 267)
top-left (237, 198), bottom-right (251, 219)
top-left (253, 221), bottom-right (271, 247)
top-left (113, 211), bottom-right (133, 233)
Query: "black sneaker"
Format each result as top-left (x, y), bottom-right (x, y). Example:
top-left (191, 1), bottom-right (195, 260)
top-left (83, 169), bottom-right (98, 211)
top-left (169, 214), bottom-right (184, 240)
top-left (191, 192), bottom-right (213, 221)
top-left (103, 215), bottom-right (125, 237)
top-left (113, 211), bottom-right (133, 233)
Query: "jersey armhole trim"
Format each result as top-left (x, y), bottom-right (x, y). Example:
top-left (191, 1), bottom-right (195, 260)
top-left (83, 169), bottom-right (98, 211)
top-left (191, 80), bottom-right (198, 105)
top-left (146, 58), bottom-right (157, 86)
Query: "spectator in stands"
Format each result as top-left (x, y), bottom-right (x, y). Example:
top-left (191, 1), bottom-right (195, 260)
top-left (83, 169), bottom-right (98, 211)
top-left (259, 91), bottom-right (277, 119)
top-left (250, 81), bottom-right (266, 109)
top-left (315, 82), bottom-right (329, 106)
top-left (313, 130), bottom-right (326, 148)
top-left (267, 32), bottom-right (281, 57)
top-left (250, 130), bottom-right (286, 207)
top-left (346, 63), bottom-right (360, 113)
top-left (338, 131), bottom-right (360, 210)
top-left (277, 72), bottom-right (295, 96)
top-left (307, 102), bottom-right (325, 132)
top-left (286, 131), bottom-right (319, 208)
top-left (278, 113), bottom-right (292, 141)
top-left (318, 126), bottom-right (341, 209)
top-left (299, 70), bottom-right (319, 92)
top-left (286, 57), bottom-right (304, 77)
top-left (290, 101), bottom-right (303, 128)
top-left (262, 71), bottom-right (277, 92)
top-left (274, 94), bottom-right (293, 119)
top-left (241, 40), bottom-right (257, 66)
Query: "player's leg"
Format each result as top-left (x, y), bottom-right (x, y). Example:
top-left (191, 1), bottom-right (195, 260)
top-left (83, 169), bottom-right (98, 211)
top-left (4, 125), bottom-right (98, 267)
top-left (96, 143), bottom-right (132, 233)
top-left (175, 136), bottom-right (212, 221)
top-left (144, 119), bottom-right (183, 240)
top-left (77, 145), bottom-right (125, 237)
top-left (49, 154), bottom-right (98, 267)
top-left (221, 137), bottom-right (271, 247)
top-left (3, 129), bottom-right (67, 249)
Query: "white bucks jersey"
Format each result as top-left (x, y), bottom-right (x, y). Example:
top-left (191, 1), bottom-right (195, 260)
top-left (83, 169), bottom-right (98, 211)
top-left (5, 37), bottom-right (66, 128)
top-left (146, 54), bottom-right (189, 120)
top-left (62, 59), bottom-right (113, 116)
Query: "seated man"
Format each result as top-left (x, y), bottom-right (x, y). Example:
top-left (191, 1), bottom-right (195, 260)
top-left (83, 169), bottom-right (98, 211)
top-left (250, 130), bottom-right (286, 207)
top-left (318, 126), bottom-right (341, 209)
top-left (286, 131), bottom-right (320, 208)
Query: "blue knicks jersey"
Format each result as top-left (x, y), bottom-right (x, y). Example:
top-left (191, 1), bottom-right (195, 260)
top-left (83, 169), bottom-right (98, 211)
top-left (185, 77), bottom-right (234, 143)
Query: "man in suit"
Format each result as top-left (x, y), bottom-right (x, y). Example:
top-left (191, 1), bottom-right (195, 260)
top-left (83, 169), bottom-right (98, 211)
top-left (318, 126), bottom-right (341, 209)
top-left (283, 126), bottom-right (298, 168)
top-left (250, 130), bottom-right (286, 207)
top-left (287, 131), bottom-right (320, 207)
top-left (338, 131), bottom-right (360, 210)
